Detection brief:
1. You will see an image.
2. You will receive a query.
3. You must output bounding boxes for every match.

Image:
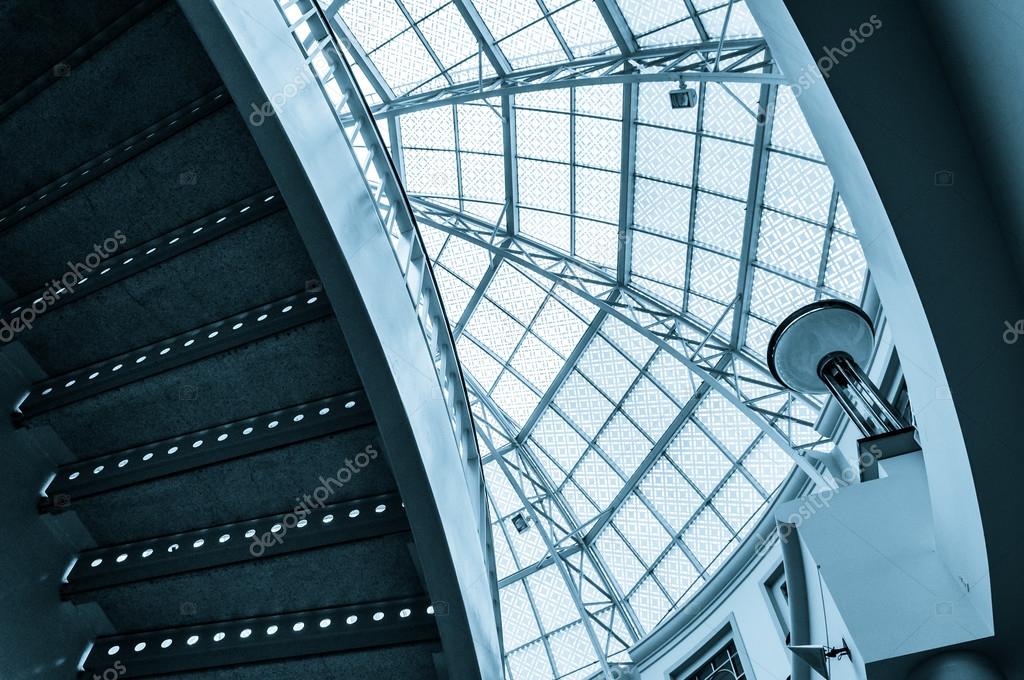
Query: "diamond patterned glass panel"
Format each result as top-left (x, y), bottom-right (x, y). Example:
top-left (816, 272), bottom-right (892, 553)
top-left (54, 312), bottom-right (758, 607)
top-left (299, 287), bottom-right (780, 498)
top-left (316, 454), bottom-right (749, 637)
top-left (517, 109), bottom-right (571, 162)
top-left (772, 85), bottom-right (823, 160)
top-left (764, 151), bottom-right (834, 223)
top-left (575, 167), bottom-right (620, 223)
top-left (555, 371), bottom-right (616, 438)
top-left (492, 371), bottom-right (540, 425)
top-left (339, 0), bottom-right (409, 52)
top-left (688, 248), bottom-right (739, 303)
top-left (345, 9), bottom-right (881, 673)
top-left (511, 332), bottom-right (565, 394)
top-left (531, 297), bottom-right (590, 357)
top-left (629, 577), bottom-right (672, 634)
top-left (621, 376), bottom-right (678, 441)
top-left (549, 622), bottom-right (600, 677)
top-left (636, 126), bottom-right (695, 185)
top-left (572, 450), bottom-right (622, 509)
top-left (634, 179), bottom-right (692, 240)
top-left (596, 526), bottom-right (647, 592)
top-left (682, 507), bottom-right (733, 570)
top-left (596, 413), bottom-right (651, 478)
top-left (703, 82), bottom-right (759, 143)
top-left (826, 231), bottom-right (867, 300)
top-left (501, 581), bottom-right (543, 650)
top-left (698, 137), bottom-right (753, 199)
top-left (696, 391), bottom-right (761, 457)
top-left (693, 191), bottom-right (745, 255)
top-left (575, 115), bottom-right (621, 171)
top-left (574, 218), bottom-right (619, 270)
top-left (600, 316), bottom-right (657, 367)
top-left (742, 436), bottom-right (793, 494)
top-left (640, 455), bottom-right (702, 531)
top-left (370, 29), bottom-right (440, 95)
top-left (529, 566), bottom-right (581, 633)
top-left (577, 336), bottom-right (638, 403)
top-left (756, 210), bottom-right (826, 282)
top-left (508, 640), bottom-right (553, 679)
top-left (654, 545), bottom-right (701, 603)
top-left (458, 335), bottom-right (504, 390)
top-left (613, 493), bottom-right (672, 566)
top-left (749, 267), bottom-right (815, 324)
top-left (532, 409), bottom-right (589, 471)
top-left (714, 470), bottom-right (765, 533)
top-left (667, 421), bottom-right (731, 495)
top-left (466, 298), bottom-right (527, 360)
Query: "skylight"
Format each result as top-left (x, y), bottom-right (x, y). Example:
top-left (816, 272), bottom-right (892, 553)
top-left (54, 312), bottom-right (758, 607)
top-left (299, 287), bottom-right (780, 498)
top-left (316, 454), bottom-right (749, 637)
top-left (327, 0), bottom-right (868, 677)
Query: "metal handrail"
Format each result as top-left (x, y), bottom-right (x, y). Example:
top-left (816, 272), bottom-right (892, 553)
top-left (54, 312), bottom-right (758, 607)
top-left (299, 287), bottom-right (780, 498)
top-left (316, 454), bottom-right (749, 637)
top-left (271, 0), bottom-right (493, 568)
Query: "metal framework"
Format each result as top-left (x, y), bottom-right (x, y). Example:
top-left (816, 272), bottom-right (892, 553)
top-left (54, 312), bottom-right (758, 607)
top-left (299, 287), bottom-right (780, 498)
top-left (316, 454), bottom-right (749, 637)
top-left (324, 1), bottom-right (865, 677)
top-left (371, 40), bottom-right (779, 119)
top-left (413, 198), bottom-right (828, 482)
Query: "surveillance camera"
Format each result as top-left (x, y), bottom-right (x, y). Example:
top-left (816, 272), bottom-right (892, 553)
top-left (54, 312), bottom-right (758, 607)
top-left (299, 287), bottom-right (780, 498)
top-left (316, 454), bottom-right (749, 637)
top-left (669, 83), bottom-right (697, 109)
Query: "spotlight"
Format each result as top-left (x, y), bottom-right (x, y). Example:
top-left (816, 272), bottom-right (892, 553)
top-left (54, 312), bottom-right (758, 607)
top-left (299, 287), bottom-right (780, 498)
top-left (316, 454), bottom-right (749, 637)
top-left (669, 79), bottom-right (697, 109)
top-left (510, 512), bottom-right (531, 534)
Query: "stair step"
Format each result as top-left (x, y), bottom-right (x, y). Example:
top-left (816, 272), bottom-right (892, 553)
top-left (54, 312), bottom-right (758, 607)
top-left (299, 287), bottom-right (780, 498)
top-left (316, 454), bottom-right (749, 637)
top-left (80, 597), bottom-right (439, 678)
top-left (41, 392), bottom-right (371, 511)
top-left (56, 426), bottom-right (394, 544)
top-left (0, 105), bottom-right (274, 289)
top-left (89, 536), bottom-right (424, 632)
top-left (6, 207), bottom-right (321, 374)
top-left (1, 188), bottom-right (280, 327)
top-left (131, 643), bottom-right (442, 680)
top-left (0, 1), bottom-right (222, 205)
top-left (24, 318), bottom-right (362, 457)
top-left (0, 0), bottom-right (153, 111)
top-left (64, 492), bottom-right (406, 597)
top-left (0, 87), bottom-right (228, 231)
top-left (18, 291), bottom-right (332, 420)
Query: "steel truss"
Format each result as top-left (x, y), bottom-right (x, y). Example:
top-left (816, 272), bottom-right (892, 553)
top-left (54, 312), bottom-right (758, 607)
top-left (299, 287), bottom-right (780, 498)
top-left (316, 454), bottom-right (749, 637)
top-left (326, 1), bottom-right (843, 676)
top-left (370, 39), bottom-right (780, 118)
top-left (413, 197), bottom-right (828, 481)
top-left (413, 196), bottom-right (832, 673)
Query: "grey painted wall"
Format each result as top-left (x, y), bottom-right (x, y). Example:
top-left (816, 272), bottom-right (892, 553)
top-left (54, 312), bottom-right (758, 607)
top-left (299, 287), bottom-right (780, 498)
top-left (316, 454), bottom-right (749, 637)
top-left (920, 0), bottom-right (1024, 287)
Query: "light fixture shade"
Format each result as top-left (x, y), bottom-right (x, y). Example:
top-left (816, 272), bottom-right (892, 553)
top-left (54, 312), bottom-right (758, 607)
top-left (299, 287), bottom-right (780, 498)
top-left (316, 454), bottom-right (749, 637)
top-left (767, 300), bottom-right (874, 395)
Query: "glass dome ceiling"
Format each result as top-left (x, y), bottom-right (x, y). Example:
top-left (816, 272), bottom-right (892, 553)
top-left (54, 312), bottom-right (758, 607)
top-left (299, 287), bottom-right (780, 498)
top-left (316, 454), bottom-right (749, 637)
top-left (324, 0), bottom-right (869, 677)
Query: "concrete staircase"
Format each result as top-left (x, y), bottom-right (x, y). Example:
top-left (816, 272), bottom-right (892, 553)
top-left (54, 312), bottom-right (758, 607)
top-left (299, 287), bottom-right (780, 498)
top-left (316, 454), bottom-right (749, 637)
top-left (0, 1), bottom-right (447, 677)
